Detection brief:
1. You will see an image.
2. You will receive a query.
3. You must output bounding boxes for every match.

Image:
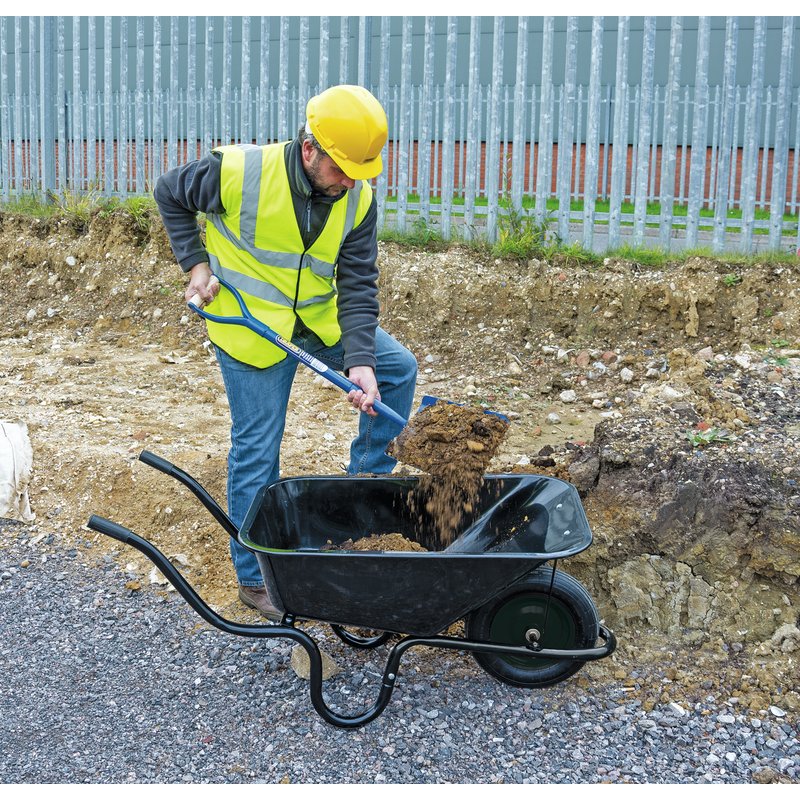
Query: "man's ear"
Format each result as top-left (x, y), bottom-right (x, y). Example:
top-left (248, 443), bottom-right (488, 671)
top-left (300, 139), bottom-right (317, 168)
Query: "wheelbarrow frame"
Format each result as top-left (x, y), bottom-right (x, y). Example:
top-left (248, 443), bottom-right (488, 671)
top-left (87, 450), bottom-right (616, 729)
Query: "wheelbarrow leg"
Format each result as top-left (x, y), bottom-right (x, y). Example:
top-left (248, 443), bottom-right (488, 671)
top-left (87, 515), bottom-right (402, 729)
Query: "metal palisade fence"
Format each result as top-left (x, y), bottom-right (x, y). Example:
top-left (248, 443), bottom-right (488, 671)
top-left (0, 15), bottom-right (799, 254)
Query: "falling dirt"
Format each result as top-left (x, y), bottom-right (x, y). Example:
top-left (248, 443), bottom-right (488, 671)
top-left (390, 402), bottom-right (509, 545)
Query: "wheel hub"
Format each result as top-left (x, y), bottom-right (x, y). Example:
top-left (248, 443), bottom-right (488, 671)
top-left (524, 628), bottom-right (541, 645)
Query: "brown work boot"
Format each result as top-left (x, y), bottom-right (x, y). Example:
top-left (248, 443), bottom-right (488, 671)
top-left (238, 585), bottom-right (283, 622)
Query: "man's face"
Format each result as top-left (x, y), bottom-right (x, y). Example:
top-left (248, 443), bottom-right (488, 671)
top-left (301, 140), bottom-right (356, 197)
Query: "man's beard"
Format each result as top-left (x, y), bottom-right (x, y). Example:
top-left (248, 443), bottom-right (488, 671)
top-left (305, 153), bottom-right (348, 197)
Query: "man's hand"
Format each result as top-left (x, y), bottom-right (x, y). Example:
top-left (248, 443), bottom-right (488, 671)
top-left (185, 262), bottom-right (220, 306)
top-left (346, 366), bottom-right (380, 416)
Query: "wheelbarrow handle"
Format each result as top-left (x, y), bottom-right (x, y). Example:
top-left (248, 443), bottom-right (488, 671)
top-left (188, 276), bottom-right (407, 429)
top-left (87, 514), bottom-right (136, 545)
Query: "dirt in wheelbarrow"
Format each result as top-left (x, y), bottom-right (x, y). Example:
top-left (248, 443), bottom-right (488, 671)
top-left (389, 402), bottom-right (510, 545)
top-left (332, 533), bottom-right (427, 552)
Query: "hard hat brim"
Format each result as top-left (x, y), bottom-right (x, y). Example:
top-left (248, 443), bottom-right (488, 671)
top-left (328, 150), bottom-right (383, 181)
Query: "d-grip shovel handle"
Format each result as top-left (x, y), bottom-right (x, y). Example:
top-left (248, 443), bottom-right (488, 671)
top-left (188, 276), bottom-right (408, 429)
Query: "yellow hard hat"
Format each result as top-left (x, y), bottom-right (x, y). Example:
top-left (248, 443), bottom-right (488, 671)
top-left (306, 85), bottom-right (388, 180)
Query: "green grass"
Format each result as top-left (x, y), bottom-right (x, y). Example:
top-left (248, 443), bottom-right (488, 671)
top-left (0, 191), bottom-right (162, 236)
top-left (379, 217), bottom-right (448, 250)
top-left (0, 193), bottom-right (58, 217)
top-left (603, 244), bottom-right (672, 267)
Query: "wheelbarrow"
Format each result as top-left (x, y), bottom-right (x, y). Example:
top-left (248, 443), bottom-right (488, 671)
top-left (87, 451), bottom-right (616, 729)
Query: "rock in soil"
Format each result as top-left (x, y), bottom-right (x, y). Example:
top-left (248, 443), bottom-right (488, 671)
top-left (290, 644), bottom-right (340, 681)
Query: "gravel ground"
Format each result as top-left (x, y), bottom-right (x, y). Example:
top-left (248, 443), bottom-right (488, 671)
top-left (1, 522), bottom-right (797, 785)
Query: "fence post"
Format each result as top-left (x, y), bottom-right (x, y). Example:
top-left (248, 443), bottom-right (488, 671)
top-left (557, 17), bottom-right (578, 244)
top-left (791, 88), bottom-right (800, 215)
top-left (135, 18), bottom-right (145, 193)
top-left (14, 17), bottom-right (25, 197)
top-left (729, 86), bottom-right (742, 209)
top-left (258, 18), bottom-right (270, 142)
top-left (0, 18), bottom-right (8, 200)
top-left (769, 16), bottom-right (795, 250)
top-left (242, 17), bottom-right (251, 144)
top-left (759, 88), bottom-right (772, 213)
top-left (375, 16), bottom-right (390, 230)
top-left (278, 17), bottom-right (289, 140)
top-left (187, 18), bottom-right (197, 161)
top-left (357, 16), bottom-right (371, 89)
top-left (319, 17), bottom-right (329, 92)
top-left (708, 85), bottom-right (721, 206)
top-left (686, 17), bottom-right (711, 249)
top-left (102, 16), bottom-right (112, 194)
top-left (86, 17), bottom-right (95, 188)
top-left (659, 17), bottom-right (683, 249)
top-left (632, 18), bottom-right (655, 246)
top-left (417, 16), bottom-right (435, 225)
top-left (511, 17), bottom-right (528, 212)
top-left (39, 16), bottom-right (56, 198)
top-left (464, 16), bottom-right (481, 238)
top-left (582, 16), bottom-right (604, 250)
top-left (712, 17), bottom-right (738, 253)
top-left (608, 16), bottom-right (630, 249)
top-left (57, 17), bottom-right (67, 194)
top-left (339, 16), bottom-right (349, 84)
top-left (574, 85), bottom-right (583, 202)
top-left (440, 17), bottom-right (457, 239)
top-left (396, 17), bottom-right (412, 232)
top-left (740, 17), bottom-right (766, 251)
top-left (534, 17), bottom-right (554, 225)
top-left (486, 16), bottom-right (504, 242)
top-left (222, 17), bottom-right (232, 145)
top-left (298, 17), bottom-right (309, 119)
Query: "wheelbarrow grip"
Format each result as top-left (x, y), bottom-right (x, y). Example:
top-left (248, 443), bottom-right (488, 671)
top-left (138, 450), bottom-right (176, 476)
top-left (87, 514), bottom-right (136, 545)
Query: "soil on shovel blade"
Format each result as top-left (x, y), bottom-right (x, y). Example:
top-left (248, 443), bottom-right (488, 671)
top-left (388, 403), bottom-right (510, 547)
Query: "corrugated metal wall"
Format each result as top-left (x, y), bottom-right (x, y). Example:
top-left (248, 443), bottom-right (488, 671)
top-left (1, 15), bottom-right (798, 253)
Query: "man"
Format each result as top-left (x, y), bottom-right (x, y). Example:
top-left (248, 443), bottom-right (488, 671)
top-left (154, 85), bottom-right (417, 620)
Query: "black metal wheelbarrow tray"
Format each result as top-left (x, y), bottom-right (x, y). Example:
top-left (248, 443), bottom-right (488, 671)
top-left (88, 450), bottom-right (616, 729)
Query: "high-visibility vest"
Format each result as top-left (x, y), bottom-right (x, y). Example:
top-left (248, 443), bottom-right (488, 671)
top-left (203, 142), bottom-right (373, 368)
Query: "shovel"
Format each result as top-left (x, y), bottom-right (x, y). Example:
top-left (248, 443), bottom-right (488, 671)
top-left (188, 277), bottom-right (509, 473)
top-left (187, 275), bottom-right (408, 428)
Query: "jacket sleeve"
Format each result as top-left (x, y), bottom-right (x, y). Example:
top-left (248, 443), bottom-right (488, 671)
top-left (153, 153), bottom-right (225, 272)
top-left (335, 195), bottom-right (380, 372)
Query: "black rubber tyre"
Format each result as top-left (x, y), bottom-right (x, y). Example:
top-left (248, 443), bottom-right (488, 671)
top-left (466, 569), bottom-right (600, 688)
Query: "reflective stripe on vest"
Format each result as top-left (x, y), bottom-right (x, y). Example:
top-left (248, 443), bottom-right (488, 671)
top-left (203, 142), bottom-right (372, 368)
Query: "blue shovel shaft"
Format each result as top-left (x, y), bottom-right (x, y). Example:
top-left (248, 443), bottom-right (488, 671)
top-left (187, 278), bottom-right (408, 429)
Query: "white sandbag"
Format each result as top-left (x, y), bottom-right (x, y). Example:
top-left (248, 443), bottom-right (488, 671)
top-left (0, 421), bottom-right (35, 522)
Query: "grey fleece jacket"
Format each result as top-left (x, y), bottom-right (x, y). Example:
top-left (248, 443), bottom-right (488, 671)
top-left (153, 138), bottom-right (380, 371)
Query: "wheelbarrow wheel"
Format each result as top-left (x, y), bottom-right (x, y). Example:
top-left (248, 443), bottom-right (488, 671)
top-left (466, 569), bottom-right (599, 688)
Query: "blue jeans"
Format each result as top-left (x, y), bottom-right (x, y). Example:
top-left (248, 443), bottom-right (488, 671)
top-left (216, 326), bottom-right (417, 586)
